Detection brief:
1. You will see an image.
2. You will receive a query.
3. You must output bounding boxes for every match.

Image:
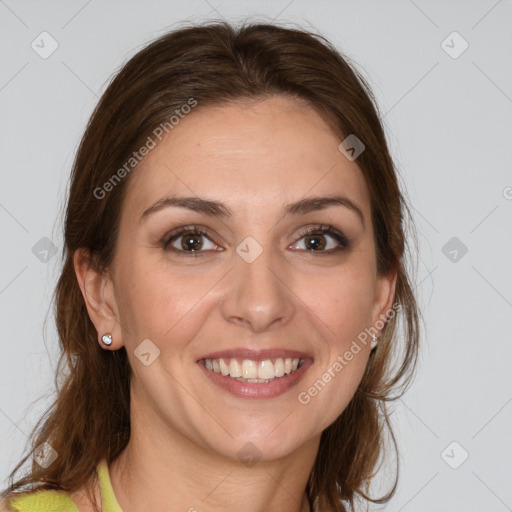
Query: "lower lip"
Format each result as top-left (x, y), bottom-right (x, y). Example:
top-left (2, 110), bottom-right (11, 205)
top-left (198, 359), bottom-right (313, 399)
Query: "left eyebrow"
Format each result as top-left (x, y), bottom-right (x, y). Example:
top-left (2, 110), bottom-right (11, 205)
top-left (284, 196), bottom-right (365, 229)
top-left (140, 194), bottom-right (365, 229)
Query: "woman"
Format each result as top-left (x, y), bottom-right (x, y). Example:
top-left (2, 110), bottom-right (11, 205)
top-left (1, 20), bottom-right (420, 512)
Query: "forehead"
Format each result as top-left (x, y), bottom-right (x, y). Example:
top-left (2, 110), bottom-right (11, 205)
top-left (123, 95), bottom-right (370, 221)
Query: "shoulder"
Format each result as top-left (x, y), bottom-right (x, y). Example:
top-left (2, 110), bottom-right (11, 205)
top-left (0, 488), bottom-right (80, 512)
top-left (0, 463), bottom-right (102, 512)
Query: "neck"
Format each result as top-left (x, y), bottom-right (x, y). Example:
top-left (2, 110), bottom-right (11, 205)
top-left (108, 402), bottom-right (319, 512)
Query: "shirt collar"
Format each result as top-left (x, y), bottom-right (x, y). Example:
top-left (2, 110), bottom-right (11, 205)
top-left (96, 459), bottom-right (124, 512)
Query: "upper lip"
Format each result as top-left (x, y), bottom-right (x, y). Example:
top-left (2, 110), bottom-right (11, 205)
top-left (198, 348), bottom-right (313, 361)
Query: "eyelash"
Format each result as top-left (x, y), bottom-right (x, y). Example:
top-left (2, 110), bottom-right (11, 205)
top-left (160, 224), bottom-right (351, 257)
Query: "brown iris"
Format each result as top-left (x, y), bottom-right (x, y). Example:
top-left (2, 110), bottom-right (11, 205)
top-left (181, 232), bottom-right (203, 251)
top-left (304, 233), bottom-right (326, 250)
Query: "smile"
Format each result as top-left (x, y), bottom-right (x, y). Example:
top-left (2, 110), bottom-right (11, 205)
top-left (204, 357), bottom-right (304, 382)
top-left (197, 350), bottom-right (313, 399)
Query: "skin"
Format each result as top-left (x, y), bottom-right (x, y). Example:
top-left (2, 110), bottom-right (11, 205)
top-left (73, 95), bottom-right (397, 512)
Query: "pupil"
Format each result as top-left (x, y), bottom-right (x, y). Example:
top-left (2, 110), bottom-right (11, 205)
top-left (182, 233), bottom-right (202, 251)
top-left (306, 234), bottom-right (325, 250)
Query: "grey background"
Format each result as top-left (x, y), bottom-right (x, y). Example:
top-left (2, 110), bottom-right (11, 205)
top-left (1, 1), bottom-right (511, 510)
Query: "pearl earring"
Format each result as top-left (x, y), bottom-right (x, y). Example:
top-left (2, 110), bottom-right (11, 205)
top-left (101, 333), bottom-right (112, 346)
top-left (370, 334), bottom-right (378, 349)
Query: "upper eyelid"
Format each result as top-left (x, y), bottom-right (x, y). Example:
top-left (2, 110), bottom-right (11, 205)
top-left (163, 225), bottom-right (215, 244)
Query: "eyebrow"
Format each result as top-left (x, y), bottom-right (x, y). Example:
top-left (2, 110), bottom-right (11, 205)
top-left (140, 195), bottom-right (365, 228)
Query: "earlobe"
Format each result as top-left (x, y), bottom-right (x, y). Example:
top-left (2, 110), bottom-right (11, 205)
top-left (73, 248), bottom-right (122, 349)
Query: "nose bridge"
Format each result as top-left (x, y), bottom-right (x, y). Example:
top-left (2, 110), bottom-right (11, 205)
top-left (220, 235), bottom-right (295, 332)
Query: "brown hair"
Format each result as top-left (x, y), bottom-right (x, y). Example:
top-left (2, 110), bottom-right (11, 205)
top-left (1, 20), bottom-right (420, 512)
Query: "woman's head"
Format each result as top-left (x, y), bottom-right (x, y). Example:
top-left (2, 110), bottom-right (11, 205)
top-left (3, 20), bottom-right (419, 512)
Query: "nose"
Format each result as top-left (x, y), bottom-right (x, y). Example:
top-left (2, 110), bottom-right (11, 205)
top-left (220, 241), bottom-right (296, 334)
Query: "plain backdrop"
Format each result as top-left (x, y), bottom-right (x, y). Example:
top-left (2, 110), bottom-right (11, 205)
top-left (1, 1), bottom-right (511, 510)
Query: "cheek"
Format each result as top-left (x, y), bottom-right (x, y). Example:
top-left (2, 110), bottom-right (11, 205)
top-left (299, 265), bottom-right (376, 338)
top-left (115, 256), bottom-right (221, 346)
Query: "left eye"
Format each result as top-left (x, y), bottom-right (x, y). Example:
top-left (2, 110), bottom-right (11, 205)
top-left (290, 230), bottom-right (344, 251)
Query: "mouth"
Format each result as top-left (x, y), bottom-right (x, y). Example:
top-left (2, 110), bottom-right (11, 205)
top-left (202, 356), bottom-right (304, 382)
top-left (197, 349), bottom-right (313, 399)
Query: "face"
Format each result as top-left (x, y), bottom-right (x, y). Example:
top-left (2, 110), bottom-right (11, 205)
top-left (93, 95), bottom-right (396, 462)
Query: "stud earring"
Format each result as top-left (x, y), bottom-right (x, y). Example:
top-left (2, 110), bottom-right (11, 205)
top-left (101, 333), bottom-right (113, 346)
top-left (370, 334), bottom-right (378, 349)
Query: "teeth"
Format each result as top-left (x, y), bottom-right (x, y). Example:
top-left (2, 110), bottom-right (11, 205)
top-left (219, 358), bottom-right (230, 376)
top-left (274, 358), bottom-right (285, 377)
top-left (229, 359), bottom-right (242, 378)
top-left (235, 377), bottom-right (273, 383)
top-left (242, 359), bottom-right (258, 379)
top-left (257, 360), bottom-right (275, 379)
top-left (204, 357), bottom-right (304, 380)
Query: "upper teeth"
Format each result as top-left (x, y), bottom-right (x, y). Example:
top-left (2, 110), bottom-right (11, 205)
top-left (204, 357), bottom-right (302, 380)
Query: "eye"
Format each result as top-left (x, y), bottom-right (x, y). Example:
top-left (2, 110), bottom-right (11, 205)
top-left (160, 223), bottom-right (350, 256)
top-left (162, 226), bottom-right (220, 254)
top-left (289, 224), bottom-right (350, 253)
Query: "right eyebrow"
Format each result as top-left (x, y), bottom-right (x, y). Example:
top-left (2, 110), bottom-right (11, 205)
top-left (140, 196), bottom-right (231, 223)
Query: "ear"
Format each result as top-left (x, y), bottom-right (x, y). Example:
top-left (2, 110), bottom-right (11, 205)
top-left (73, 248), bottom-right (124, 350)
top-left (371, 265), bottom-right (399, 336)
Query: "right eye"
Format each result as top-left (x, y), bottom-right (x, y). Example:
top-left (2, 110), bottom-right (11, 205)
top-left (162, 226), bottom-right (221, 255)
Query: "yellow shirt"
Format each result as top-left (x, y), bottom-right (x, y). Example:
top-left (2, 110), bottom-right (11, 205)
top-left (6, 459), bottom-right (122, 512)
